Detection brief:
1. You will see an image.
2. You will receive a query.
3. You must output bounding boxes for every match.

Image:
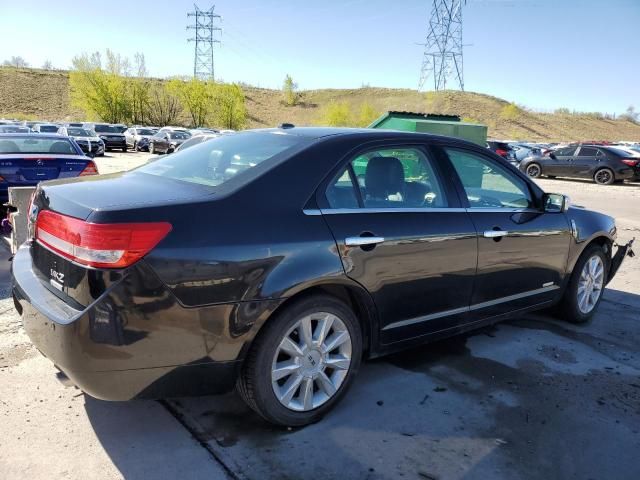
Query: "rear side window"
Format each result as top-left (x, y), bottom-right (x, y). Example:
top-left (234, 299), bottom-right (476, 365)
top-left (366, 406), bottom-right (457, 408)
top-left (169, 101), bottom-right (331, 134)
top-left (577, 147), bottom-right (598, 156)
top-left (326, 147), bottom-right (448, 209)
top-left (445, 148), bottom-right (533, 209)
top-left (138, 132), bottom-right (306, 187)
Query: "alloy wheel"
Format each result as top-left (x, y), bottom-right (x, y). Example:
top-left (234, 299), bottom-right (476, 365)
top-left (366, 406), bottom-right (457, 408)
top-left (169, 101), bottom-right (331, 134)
top-left (526, 164), bottom-right (541, 177)
top-left (271, 312), bottom-right (352, 412)
top-left (577, 255), bottom-right (604, 314)
top-left (595, 169), bottom-right (613, 185)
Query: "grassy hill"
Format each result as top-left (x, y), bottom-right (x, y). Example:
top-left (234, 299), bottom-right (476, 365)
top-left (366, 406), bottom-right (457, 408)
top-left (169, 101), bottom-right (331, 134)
top-left (2, 67), bottom-right (639, 142)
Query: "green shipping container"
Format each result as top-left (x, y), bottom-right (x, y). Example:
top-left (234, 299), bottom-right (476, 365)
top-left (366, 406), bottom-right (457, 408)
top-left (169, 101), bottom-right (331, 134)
top-left (368, 111), bottom-right (487, 146)
top-left (367, 111), bottom-right (487, 184)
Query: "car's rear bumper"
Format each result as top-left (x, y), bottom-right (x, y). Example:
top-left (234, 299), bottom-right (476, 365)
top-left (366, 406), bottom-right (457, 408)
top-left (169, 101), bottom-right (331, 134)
top-left (11, 243), bottom-right (279, 400)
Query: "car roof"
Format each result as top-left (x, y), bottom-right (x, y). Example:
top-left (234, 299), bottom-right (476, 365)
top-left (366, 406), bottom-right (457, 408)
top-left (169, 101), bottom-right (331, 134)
top-left (250, 127), bottom-right (483, 146)
top-left (0, 133), bottom-right (70, 139)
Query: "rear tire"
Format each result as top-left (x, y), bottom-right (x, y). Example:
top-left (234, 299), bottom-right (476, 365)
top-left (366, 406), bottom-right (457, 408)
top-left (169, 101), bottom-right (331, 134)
top-left (559, 244), bottom-right (608, 324)
top-left (525, 163), bottom-right (542, 178)
top-left (237, 294), bottom-right (362, 427)
top-left (122, 146), bottom-right (128, 152)
top-left (594, 168), bottom-right (614, 185)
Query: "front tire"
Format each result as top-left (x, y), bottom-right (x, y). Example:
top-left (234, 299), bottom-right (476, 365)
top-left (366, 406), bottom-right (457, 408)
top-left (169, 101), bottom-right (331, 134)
top-left (237, 295), bottom-right (362, 427)
top-left (559, 244), bottom-right (608, 324)
top-left (525, 163), bottom-right (542, 178)
top-left (594, 168), bottom-right (614, 185)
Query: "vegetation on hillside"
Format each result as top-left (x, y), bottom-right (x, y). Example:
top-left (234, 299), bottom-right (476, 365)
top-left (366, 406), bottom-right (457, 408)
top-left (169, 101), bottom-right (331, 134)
top-left (1, 66), bottom-right (639, 141)
top-left (68, 50), bottom-right (247, 129)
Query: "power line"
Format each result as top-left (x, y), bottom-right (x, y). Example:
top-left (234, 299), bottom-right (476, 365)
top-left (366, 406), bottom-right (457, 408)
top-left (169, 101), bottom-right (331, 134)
top-left (187, 4), bottom-right (222, 81)
top-left (418, 0), bottom-right (466, 91)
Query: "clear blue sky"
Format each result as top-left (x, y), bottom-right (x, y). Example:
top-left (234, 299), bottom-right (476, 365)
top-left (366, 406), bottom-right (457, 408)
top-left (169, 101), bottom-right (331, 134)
top-left (1, 0), bottom-right (638, 114)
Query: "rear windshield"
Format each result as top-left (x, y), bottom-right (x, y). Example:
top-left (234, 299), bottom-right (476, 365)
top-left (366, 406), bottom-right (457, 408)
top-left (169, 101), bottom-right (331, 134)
top-left (606, 147), bottom-right (636, 157)
top-left (0, 137), bottom-right (77, 154)
top-left (137, 129), bottom-right (155, 135)
top-left (39, 125), bottom-right (59, 132)
top-left (67, 128), bottom-right (92, 137)
top-left (137, 132), bottom-right (305, 187)
top-left (0, 126), bottom-right (30, 133)
top-left (169, 131), bottom-right (190, 140)
top-left (94, 125), bottom-right (119, 133)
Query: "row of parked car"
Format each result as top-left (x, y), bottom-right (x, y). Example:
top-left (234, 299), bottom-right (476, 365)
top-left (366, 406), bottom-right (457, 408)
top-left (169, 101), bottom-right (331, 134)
top-left (0, 119), bottom-right (234, 157)
top-left (487, 139), bottom-right (640, 185)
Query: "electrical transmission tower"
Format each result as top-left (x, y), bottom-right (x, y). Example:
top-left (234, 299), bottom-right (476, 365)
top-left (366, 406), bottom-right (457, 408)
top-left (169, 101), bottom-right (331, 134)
top-left (187, 4), bottom-right (222, 81)
top-left (418, 0), bottom-right (466, 91)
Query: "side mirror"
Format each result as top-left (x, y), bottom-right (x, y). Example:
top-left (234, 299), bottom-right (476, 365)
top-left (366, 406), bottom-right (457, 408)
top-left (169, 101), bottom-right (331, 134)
top-left (549, 153), bottom-right (557, 160)
top-left (543, 193), bottom-right (570, 213)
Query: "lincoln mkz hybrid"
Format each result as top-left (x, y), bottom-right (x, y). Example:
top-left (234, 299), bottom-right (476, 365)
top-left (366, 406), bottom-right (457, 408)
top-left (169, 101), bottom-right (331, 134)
top-left (12, 128), bottom-right (634, 426)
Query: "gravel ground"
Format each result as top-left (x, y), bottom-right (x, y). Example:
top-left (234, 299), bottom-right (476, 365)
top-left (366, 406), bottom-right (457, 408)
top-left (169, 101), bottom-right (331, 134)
top-left (0, 153), bottom-right (638, 480)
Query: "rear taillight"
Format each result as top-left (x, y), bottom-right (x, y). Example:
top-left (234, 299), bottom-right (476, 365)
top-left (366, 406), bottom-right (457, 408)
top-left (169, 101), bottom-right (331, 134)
top-left (621, 158), bottom-right (639, 167)
top-left (35, 210), bottom-right (171, 268)
top-left (495, 148), bottom-right (508, 158)
top-left (80, 161), bottom-right (98, 176)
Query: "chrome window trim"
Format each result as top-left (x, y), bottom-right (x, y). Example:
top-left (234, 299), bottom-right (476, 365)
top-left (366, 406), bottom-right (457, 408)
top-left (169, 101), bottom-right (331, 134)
top-left (304, 207), bottom-right (544, 215)
top-left (305, 207), bottom-right (468, 215)
top-left (382, 285), bottom-right (560, 331)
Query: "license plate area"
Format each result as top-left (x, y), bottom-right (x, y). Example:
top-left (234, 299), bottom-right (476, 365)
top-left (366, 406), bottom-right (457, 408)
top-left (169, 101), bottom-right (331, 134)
top-left (32, 243), bottom-right (70, 293)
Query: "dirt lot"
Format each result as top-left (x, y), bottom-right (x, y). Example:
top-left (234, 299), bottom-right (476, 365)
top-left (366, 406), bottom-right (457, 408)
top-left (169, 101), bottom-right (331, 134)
top-left (0, 152), bottom-right (638, 480)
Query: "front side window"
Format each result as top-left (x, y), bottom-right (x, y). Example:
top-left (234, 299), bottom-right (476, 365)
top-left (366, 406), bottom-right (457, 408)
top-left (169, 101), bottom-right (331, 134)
top-left (554, 146), bottom-right (576, 156)
top-left (326, 146), bottom-right (447, 209)
top-left (445, 148), bottom-right (533, 209)
top-left (577, 147), bottom-right (598, 157)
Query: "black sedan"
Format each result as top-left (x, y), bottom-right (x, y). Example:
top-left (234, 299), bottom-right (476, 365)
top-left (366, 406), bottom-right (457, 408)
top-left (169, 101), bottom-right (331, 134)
top-left (149, 130), bottom-right (191, 154)
top-left (12, 128), bottom-right (634, 426)
top-left (519, 145), bottom-right (636, 184)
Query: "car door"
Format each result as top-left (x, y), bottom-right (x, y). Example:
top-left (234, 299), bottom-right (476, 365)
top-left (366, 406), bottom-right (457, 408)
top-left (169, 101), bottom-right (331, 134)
top-left (318, 144), bottom-right (478, 344)
top-left (546, 146), bottom-right (577, 176)
top-left (573, 146), bottom-right (599, 178)
top-left (441, 146), bottom-right (571, 319)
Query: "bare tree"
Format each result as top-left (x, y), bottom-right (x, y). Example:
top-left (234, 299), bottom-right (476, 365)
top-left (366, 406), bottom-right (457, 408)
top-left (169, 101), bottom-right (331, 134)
top-left (2, 56), bottom-right (29, 68)
top-left (42, 59), bottom-right (53, 70)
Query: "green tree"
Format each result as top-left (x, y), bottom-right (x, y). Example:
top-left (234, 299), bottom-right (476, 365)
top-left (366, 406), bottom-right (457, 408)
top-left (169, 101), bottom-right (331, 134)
top-left (69, 50), bottom-right (130, 123)
top-left (128, 53), bottom-right (151, 125)
top-left (356, 102), bottom-right (379, 127)
top-left (500, 103), bottom-right (521, 121)
top-left (211, 84), bottom-right (247, 130)
top-left (168, 77), bottom-right (213, 127)
top-left (146, 83), bottom-right (182, 126)
top-left (321, 102), bottom-right (352, 126)
top-left (282, 74), bottom-right (298, 106)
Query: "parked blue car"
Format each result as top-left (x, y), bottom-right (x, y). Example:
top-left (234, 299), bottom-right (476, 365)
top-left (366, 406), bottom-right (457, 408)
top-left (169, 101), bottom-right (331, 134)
top-left (0, 134), bottom-right (98, 203)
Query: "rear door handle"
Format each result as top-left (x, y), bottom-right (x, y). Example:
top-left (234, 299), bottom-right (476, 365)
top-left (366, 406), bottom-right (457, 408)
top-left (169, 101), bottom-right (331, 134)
top-left (483, 230), bottom-right (509, 238)
top-left (345, 236), bottom-right (385, 247)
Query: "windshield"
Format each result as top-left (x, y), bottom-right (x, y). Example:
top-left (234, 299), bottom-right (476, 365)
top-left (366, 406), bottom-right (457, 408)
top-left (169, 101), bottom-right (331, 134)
top-left (39, 125), bottom-right (59, 132)
top-left (67, 128), bottom-right (93, 137)
top-left (138, 132), bottom-right (305, 187)
top-left (94, 125), bottom-right (120, 133)
top-left (169, 131), bottom-right (191, 140)
top-left (0, 137), bottom-right (77, 154)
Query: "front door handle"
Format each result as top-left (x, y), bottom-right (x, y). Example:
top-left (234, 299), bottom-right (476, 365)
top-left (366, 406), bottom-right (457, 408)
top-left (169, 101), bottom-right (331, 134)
top-left (483, 230), bottom-right (509, 239)
top-left (345, 236), bottom-right (385, 247)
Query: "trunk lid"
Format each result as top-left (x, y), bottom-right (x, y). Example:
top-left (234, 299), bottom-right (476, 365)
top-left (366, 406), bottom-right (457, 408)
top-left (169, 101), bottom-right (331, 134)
top-left (30, 171), bottom-right (211, 306)
top-left (0, 154), bottom-right (90, 184)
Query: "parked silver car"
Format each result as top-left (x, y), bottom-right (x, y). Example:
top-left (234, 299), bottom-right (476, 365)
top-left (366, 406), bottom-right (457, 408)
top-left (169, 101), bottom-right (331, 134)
top-left (124, 127), bottom-right (158, 151)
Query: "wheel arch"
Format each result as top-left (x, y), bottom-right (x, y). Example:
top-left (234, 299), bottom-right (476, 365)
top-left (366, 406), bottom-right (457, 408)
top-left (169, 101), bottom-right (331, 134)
top-left (244, 279), bottom-right (380, 362)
